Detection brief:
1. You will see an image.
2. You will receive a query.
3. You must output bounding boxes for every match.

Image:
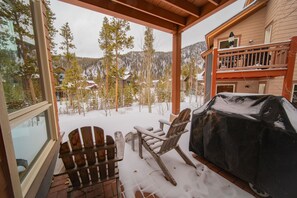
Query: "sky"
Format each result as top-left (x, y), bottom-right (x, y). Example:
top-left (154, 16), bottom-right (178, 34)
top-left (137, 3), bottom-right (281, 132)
top-left (51, 0), bottom-right (246, 58)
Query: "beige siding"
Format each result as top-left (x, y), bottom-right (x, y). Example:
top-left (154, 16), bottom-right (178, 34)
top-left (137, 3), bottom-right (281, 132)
top-left (217, 80), bottom-right (260, 93)
top-left (213, 7), bottom-right (267, 48)
top-left (265, 76), bottom-right (284, 96)
top-left (236, 80), bottom-right (259, 93)
top-left (266, 0), bottom-right (297, 88)
top-left (266, 0), bottom-right (297, 42)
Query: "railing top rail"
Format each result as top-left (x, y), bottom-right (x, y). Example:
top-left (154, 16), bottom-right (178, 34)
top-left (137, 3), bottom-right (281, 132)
top-left (218, 40), bottom-right (291, 53)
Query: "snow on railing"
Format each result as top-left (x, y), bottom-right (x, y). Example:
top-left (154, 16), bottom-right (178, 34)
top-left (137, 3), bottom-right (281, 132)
top-left (217, 41), bottom-right (290, 71)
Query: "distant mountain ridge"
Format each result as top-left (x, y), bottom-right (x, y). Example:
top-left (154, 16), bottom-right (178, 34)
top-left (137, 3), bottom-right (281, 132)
top-left (54, 41), bottom-right (206, 79)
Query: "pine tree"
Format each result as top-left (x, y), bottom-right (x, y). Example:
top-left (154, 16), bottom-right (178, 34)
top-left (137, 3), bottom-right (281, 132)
top-left (143, 27), bottom-right (154, 113)
top-left (62, 59), bottom-right (86, 114)
top-left (98, 17), bottom-right (113, 109)
top-left (59, 22), bottom-right (76, 68)
top-left (109, 18), bottom-right (134, 112)
top-left (181, 58), bottom-right (197, 102)
top-left (45, 0), bottom-right (58, 55)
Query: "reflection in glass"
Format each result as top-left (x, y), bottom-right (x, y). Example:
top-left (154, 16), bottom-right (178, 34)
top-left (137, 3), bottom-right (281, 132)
top-left (11, 111), bottom-right (49, 181)
top-left (0, 0), bottom-right (43, 113)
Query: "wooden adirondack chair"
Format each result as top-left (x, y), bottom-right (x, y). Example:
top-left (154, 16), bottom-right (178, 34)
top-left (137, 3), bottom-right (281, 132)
top-left (134, 108), bottom-right (195, 185)
top-left (57, 126), bottom-right (124, 197)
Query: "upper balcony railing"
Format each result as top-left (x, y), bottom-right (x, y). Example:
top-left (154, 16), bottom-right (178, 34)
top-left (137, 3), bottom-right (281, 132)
top-left (217, 41), bottom-right (291, 72)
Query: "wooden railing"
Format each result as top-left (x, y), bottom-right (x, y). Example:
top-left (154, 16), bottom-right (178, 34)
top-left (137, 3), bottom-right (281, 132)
top-left (217, 41), bottom-right (291, 71)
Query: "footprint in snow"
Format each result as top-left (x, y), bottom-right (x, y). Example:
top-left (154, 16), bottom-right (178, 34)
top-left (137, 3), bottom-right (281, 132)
top-left (195, 164), bottom-right (205, 177)
top-left (183, 184), bottom-right (191, 192)
top-left (221, 185), bottom-right (236, 197)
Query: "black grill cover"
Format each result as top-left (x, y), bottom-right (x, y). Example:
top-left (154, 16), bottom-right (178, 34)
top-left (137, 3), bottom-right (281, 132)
top-left (189, 93), bottom-right (297, 198)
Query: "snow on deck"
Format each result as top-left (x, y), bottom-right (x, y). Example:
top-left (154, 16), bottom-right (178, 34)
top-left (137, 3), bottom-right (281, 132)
top-left (58, 99), bottom-right (253, 198)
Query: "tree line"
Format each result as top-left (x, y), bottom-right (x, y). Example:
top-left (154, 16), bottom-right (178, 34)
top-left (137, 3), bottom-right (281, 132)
top-left (0, 0), bottom-right (203, 115)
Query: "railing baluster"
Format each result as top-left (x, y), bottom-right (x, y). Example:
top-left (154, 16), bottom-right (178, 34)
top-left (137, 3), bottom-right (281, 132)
top-left (247, 50), bottom-right (250, 67)
top-left (284, 50), bottom-right (288, 65)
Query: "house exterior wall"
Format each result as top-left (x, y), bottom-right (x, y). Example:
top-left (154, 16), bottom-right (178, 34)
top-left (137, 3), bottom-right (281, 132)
top-left (265, 76), bottom-right (284, 96)
top-left (265, 0), bottom-right (297, 96)
top-left (216, 79), bottom-right (260, 94)
top-left (265, 0), bottom-right (297, 42)
top-left (236, 80), bottom-right (259, 93)
top-left (213, 6), bottom-right (267, 48)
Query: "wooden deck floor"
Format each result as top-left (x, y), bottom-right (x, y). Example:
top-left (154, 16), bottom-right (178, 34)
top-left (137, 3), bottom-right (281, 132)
top-left (47, 155), bottom-right (259, 198)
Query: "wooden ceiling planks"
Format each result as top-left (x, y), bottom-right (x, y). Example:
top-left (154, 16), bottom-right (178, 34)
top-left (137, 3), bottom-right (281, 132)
top-left (61, 0), bottom-right (236, 33)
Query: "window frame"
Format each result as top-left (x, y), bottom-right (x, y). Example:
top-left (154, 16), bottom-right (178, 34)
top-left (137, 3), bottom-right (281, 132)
top-left (0, 1), bottom-right (59, 197)
top-left (216, 83), bottom-right (236, 94)
top-left (258, 82), bottom-right (267, 94)
top-left (218, 35), bottom-right (241, 49)
top-left (264, 23), bottom-right (273, 44)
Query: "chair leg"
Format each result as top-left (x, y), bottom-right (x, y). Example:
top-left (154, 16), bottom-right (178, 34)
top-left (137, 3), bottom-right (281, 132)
top-left (150, 152), bottom-right (177, 186)
top-left (175, 145), bottom-right (196, 168)
top-left (116, 178), bottom-right (121, 198)
top-left (137, 131), bottom-right (143, 159)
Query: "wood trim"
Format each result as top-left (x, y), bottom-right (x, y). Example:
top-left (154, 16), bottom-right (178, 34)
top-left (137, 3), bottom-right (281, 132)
top-left (61, 0), bottom-right (178, 33)
top-left (9, 104), bottom-right (51, 129)
top-left (8, 101), bottom-right (49, 121)
top-left (162, 0), bottom-right (200, 18)
top-left (40, 0), bottom-right (60, 139)
top-left (0, 78), bottom-right (22, 198)
top-left (0, 126), bottom-right (14, 198)
top-left (180, 0), bottom-right (236, 32)
top-left (201, 48), bottom-right (213, 57)
top-left (211, 48), bottom-right (218, 98)
top-left (24, 140), bottom-right (60, 198)
top-left (208, 0), bottom-right (220, 6)
top-left (205, 0), bottom-right (268, 48)
top-left (217, 35), bottom-right (241, 49)
top-left (216, 69), bottom-right (287, 79)
top-left (172, 32), bottom-right (181, 114)
top-left (112, 0), bottom-right (186, 26)
top-left (282, 37), bottom-right (297, 100)
top-left (216, 83), bottom-right (236, 93)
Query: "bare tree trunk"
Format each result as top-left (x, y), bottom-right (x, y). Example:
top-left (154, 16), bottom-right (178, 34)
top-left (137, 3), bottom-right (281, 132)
top-left (28, 77), bottom-right (37, 104)
top-left (115, 50), bottom-right (119, 112)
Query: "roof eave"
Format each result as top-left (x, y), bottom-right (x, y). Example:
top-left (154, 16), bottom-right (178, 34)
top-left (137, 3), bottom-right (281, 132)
top-left (205, 0), bottom-right (269, 49)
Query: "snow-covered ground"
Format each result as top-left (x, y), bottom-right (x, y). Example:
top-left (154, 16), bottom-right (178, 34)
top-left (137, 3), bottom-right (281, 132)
top-left (58, 98), bottom-right (253, 198)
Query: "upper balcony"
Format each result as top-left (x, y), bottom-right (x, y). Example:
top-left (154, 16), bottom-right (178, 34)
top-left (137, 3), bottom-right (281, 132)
top-left (215, 41), bottom-right (291, 79)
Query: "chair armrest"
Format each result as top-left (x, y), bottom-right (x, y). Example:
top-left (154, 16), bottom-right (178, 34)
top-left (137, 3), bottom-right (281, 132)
top-left (114, 131), bottom-right (125, 160)
top-left (159, 119), bottom-right (171, 125)
top-left (159, 119), bottom-right (171, 130)
top-left (134, 126), bottom-right (167, 141)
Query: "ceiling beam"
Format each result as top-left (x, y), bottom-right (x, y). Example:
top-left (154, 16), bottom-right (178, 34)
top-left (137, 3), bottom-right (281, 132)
top-left (180, 0), bottom-right (236, 32)
top-left (61, 0), bottom-right (178, 33)
top-left (162, 0), bottom-right (200, 18)
top-left (208, 0), bottom-right (220, 6)
top-left (112, 0), bottom-right (186, 26)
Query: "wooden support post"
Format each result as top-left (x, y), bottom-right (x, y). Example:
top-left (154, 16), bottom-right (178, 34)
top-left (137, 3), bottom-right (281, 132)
top-left (211, 48), bottom-right (218, 98)
top-left (282, 36), bottom-right (297, 100)
top-left (172, 31), bottom-right (181, 114)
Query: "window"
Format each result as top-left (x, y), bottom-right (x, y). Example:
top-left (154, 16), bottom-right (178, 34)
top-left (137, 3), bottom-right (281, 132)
top-left (259, 82), bottom-right (266, 94)
top-left (264, 24), bottom-right (272, 44)
top-left (0, 0), bottom-right (58, 196)
top-left (292, 84), bottom-right (297, 107)
top-left (219, 37), bottom-right (239, 49)
top-left (216, 84), bottom-right (235, 93)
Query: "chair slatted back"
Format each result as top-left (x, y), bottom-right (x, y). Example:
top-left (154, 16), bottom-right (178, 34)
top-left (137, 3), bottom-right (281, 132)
top-left (59, 126), bottom-right (119, 190)
top-left (159, 108), bottom-right (191, 154)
